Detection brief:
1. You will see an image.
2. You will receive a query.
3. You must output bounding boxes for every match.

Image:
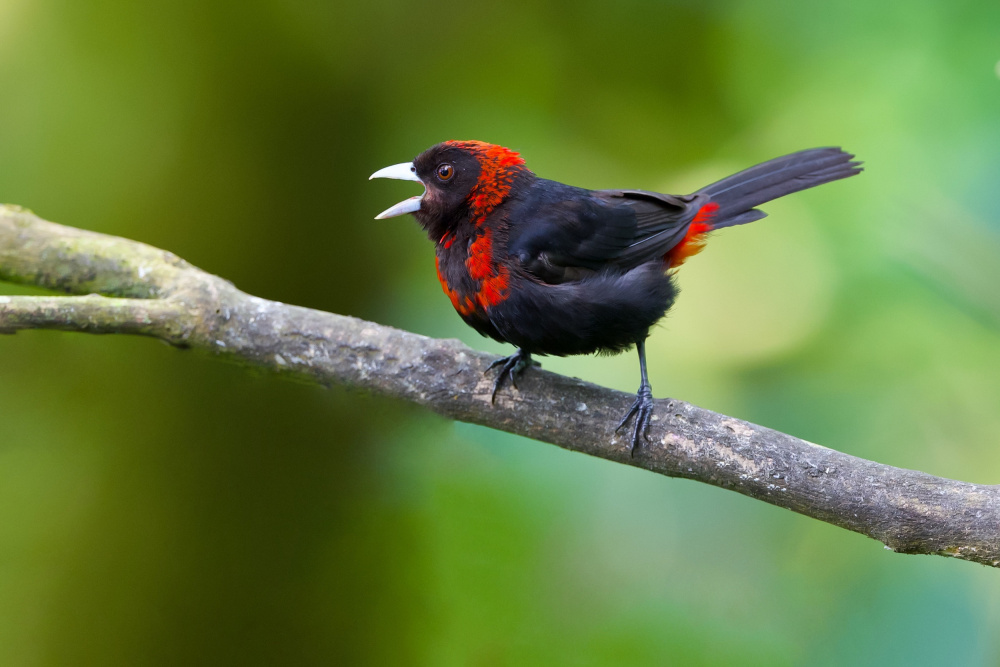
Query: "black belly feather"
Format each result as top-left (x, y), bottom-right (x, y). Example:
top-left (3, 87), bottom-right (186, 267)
top-left (484, 262), bottom-right (676, 356)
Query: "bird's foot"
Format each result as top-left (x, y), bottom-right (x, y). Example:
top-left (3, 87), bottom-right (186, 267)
top-left (486, 349), bottom-right (537, 404)
top-left (616, 385), bottom-right (654, 457)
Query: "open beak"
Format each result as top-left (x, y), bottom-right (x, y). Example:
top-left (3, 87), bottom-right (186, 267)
top-left (369, 162), bottom-right (424, 219)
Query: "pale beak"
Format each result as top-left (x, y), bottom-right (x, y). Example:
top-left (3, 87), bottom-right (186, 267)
top-left (369, 162), bottom-right (425, 219)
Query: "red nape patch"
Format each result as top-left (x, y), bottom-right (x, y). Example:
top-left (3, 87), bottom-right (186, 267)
top-left (666, 202), bottom-right (720, 268)
top-left (444, 140), bottom-right (528, 224)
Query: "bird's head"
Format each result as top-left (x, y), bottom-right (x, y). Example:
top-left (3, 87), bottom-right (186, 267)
top-left (370, 141), bottom-right (530, 239)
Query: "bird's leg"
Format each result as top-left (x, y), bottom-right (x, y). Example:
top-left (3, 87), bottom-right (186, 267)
top-left (616, 339), bottom-right (654, 456)
top-left (486, 348), bottom-right (538, 404)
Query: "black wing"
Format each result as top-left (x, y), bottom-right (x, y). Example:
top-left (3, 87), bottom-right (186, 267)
top-left (596, 189), bottom-right (708, 269)
top-left (505, 179), bottom-right (704, 284)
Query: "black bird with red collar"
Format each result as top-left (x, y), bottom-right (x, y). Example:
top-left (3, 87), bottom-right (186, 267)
top-left (371, 141), bottom-right (861, 453)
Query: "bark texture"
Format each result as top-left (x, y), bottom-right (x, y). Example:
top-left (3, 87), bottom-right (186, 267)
top-left (2, 204), bottom-right (998, 567)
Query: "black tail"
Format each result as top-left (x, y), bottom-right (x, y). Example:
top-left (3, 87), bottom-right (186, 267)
top-left (697, 148), bottom-right (862, 229)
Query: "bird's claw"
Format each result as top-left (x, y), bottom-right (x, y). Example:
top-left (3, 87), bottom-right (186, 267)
top-left (486, 350), bottom-right (536, 404)
top-left (616, 386), bottom-right (654, 456)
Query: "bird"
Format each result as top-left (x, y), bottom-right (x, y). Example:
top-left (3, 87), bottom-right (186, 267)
top-left (370, 141), bottom-right (861, 454)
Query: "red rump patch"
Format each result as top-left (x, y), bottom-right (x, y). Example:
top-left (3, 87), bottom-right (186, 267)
top-left (667, 202), bottom-right (719, 268)
top-left (444, 140), bottom-right (526, 225)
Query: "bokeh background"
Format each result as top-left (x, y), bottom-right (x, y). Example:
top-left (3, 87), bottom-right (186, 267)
top-left (1, 0), bottom-right (999, 664)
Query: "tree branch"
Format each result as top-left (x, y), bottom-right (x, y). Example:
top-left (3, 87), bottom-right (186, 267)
top-left (2, 204), bottom-right (998, 567)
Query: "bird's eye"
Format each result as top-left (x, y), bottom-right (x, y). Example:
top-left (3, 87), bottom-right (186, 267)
top-left (436, 163), bottom-right (455, 182)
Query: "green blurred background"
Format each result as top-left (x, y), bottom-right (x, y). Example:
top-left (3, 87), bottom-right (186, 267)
top-left (1, 0), bottom-right (999, 664)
